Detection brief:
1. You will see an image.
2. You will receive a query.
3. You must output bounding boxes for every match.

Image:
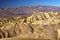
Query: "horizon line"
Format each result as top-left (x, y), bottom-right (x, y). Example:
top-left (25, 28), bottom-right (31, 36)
top-left (0, 4), bottom-right (60, 8)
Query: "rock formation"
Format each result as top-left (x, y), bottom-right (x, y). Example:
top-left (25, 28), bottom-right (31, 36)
top-left (0, 9), bottom-right (60, 40)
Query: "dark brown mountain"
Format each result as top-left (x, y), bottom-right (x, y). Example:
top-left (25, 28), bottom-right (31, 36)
top-left (0, 5), bottom-right (60, 18)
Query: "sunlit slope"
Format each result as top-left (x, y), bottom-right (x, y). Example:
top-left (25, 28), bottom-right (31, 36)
top-left (0, 10), bottom-right (60, 40)
top-left (27, 9), bottom-right (60, 25)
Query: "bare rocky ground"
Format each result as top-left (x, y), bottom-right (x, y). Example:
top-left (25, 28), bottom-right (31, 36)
top-left (0, 10), bottom-right (60, 40)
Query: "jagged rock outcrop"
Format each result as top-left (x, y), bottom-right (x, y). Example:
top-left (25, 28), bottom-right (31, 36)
top-left (0, 10), bottom-right (60, 40)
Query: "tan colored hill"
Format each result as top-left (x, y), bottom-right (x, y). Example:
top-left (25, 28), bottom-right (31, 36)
top-left (0, 9), bottom-right (60, 40)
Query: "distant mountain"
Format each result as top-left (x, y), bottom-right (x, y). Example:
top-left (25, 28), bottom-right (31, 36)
top-left (0, 5), bottom-right (60, 18)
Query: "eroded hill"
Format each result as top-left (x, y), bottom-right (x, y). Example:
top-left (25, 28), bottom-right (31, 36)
top-left (0, 10), bottom-right (60, 40)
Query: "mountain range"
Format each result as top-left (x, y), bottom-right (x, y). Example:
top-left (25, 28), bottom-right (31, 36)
top-left (0, 5), bottom-right (60, 18)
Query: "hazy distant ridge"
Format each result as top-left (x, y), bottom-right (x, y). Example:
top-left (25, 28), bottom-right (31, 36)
top-left (0, 5), bottom-right (60, 18)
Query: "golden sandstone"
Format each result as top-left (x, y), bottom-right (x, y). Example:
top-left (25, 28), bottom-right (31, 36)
top-left (0, 9), bottom-right (60, 40)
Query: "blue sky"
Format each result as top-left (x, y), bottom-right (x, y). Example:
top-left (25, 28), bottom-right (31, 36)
top-left (0, 0), bottom-right (60, 7)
